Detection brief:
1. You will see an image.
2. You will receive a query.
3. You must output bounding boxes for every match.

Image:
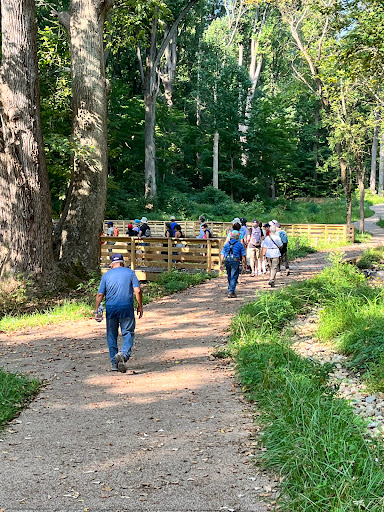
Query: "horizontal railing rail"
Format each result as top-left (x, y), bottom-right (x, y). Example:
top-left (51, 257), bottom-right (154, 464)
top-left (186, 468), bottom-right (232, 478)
top-left (100, 236), bottom-right (225, 274)
top-left (103, 220), bottom-right (354, 243)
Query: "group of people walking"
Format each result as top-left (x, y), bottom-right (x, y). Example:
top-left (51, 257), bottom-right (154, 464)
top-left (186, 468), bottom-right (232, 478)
top-left (220, 217), bottom-right (289, 298)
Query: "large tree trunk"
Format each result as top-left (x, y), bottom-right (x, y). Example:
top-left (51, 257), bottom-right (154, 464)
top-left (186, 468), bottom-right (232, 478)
top-left (370, 123), bottom-right (379, 193)
top-left (379, 132), bottom-right (384, 197)
top-left (144, 90), bottom-right (157, 198)
top-left (0, 0), bottom-right (54, 277)
top-left (213, 131), bottom-right (219, 189)
top-left (55, 0), bottom-right (112, 270)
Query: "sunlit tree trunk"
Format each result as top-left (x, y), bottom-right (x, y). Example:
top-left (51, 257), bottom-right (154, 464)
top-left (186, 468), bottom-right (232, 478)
top-left (213, 131), bottom-right (219, 189)
top-left (159, 30), bottom-right (177, 107)
top-left (379, 132), bottom-right (384, 197)
top-left (0, 0), bottom-right (54, 276)
top-left (357, 155), bottom-right (365, 233)
top-left (55, 0), bottom-right (113, 270)
top-left (370, 124), bottom-right (379, 193)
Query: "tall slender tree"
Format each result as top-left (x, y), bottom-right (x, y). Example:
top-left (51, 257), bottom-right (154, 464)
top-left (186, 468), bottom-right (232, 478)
top-left (0, 0), bottom-right (54, 277)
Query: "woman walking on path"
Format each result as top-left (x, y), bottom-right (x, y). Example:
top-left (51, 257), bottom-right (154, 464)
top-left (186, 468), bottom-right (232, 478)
top-left (246, 219), bottom-right (263, 276)
top-left (261, 224), bottom-right (283, 287)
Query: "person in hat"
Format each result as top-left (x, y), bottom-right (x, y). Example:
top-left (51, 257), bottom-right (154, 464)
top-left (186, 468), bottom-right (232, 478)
top-left (170, 216), bottom-right (178, 234)
top-left (126, 223), bottom-right (137, 236)
top-left (261, 224), bottom-right (283, 287)
top-left (220, 230), bottom-right (246, 298)
top-left (139, 217), bottom-right (151, 237)
top-left (95, 253), bottom-right (143, 372)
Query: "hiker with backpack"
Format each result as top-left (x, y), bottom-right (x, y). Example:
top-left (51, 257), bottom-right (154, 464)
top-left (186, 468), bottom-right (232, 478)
top-left (220, 230), bottom-right (246, 298)
top-left (272, 221), bottom-right (290, 276)
top-left (261, 224), bottom-right (283, 287)
top-left (246, 219), bottom-right (263, 277)
top-left (139, 217), bottom-right (151, 238)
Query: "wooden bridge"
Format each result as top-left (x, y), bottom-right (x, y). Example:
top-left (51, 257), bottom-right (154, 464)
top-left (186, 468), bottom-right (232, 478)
top-left (100, 236), bottom-right (224, 280)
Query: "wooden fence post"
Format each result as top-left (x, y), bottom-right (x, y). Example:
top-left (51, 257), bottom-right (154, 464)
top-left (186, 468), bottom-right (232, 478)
top-left (168, 238), bottom-right (172, 272)
top-left (207, 239), bottom-right (212, 271)
top-left (131, 238), bottom-right (136, 270)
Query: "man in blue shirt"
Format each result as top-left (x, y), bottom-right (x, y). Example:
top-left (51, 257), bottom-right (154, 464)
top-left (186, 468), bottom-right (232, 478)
top-left (95, 253), bottom-right (143, 372)
top-left (220, 231), bottom-right (246, 298)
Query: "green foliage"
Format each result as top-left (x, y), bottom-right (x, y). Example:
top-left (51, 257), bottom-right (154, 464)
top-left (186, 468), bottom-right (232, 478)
top-left (0, 369), bottom-right (41, 430)
top-left (356, 246), bottom-right (384, 269)
top-left (230, 259), bottom-right (384, 510)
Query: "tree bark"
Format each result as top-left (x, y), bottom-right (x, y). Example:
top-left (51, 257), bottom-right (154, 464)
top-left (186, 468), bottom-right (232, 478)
top-left (357, 156), bottom-right (365, 233)
top-left (0, 0), bottom-right (54, 276)
top-left (159, 30), bottom-right (177, 107)
top-left (379, 132), bottom-right (384, 197)
top-left (144, 89), bottom-right (157, 198)
top-left (336, 142), bottom-right (352, 225)
top-left (140, 0), bottom-right (198, 199)
top-left (370, 123), bottom-right (379, 193)
top-left (55, 0), bottom-right (112, 270)
top-left (271, 175), bottom-right (276, 201)
top-left (213, 131), bottom-right (219, 189)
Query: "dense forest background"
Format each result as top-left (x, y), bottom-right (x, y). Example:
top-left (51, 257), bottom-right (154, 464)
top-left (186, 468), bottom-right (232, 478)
top-left (36, 0), bottom-right (384, 221)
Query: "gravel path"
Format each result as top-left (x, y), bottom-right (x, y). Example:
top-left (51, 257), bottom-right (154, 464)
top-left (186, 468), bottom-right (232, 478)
top-left (0, 205), bottom-right (383, 512)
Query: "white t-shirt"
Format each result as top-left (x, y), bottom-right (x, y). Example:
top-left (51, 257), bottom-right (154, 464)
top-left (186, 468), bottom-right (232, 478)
top-left (261, 234), bottom-right (283, 258)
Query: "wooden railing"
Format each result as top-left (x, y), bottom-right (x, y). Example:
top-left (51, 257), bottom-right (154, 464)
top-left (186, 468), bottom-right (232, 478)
top-left (100, 236), bottom-right (225, 274)
top-left (104, 220), bottom-right (354, 243)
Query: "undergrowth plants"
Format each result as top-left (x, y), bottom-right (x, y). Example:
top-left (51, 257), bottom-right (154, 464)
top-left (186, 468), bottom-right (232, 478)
top-left (230, 254), bottom-right (384, 511)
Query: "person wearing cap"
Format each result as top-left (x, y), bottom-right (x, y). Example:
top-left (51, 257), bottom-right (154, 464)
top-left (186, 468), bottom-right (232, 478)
top-left (220, 230), bottom-right (246, 298)
top-left (126, 224), bottom-right (137, 236)
top-left (261, 224), bottom-right (283, 287)
top-left (95, 253), bottom-right (143, 373)
top-left (170, 216), bottom-right (178, 234)
top-left (132, 219), bottom-right (140, 234)
top-left (139, 217), bottom-right (151, 238)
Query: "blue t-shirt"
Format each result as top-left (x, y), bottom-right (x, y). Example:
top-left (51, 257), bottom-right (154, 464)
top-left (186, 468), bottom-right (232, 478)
top-left (98, 267), bottom-right (140, 319)
top-left (170, 221), bottom-right (177, 233)
top-left (221, 239), bottom-right (246, 259)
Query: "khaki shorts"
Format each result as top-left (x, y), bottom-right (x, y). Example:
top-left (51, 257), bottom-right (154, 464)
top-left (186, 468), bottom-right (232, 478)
top-left (247, 246), bottom-right (261, 259)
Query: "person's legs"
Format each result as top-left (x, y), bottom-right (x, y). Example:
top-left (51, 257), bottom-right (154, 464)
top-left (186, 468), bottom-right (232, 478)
top-left (247, 247), bottom-right (256, 275)
top-left (119, 316), bottom-right (136, 360)
top-left (106, 317), bottom-right (119, 364)
top-left (255, 247), bottom-right (262, 274)
top-left (269, 257), bottom-right (279, 285)
top-left (226, 260), bottom-right (240, 294)
top-left (281, 243), bottom-right (289, 272)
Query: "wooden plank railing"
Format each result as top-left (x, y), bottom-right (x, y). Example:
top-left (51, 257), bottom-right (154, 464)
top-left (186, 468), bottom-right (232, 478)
top-left (100, 236), bottom-right (225, 273)
top-left (104, 220), bottom-right (354, 243)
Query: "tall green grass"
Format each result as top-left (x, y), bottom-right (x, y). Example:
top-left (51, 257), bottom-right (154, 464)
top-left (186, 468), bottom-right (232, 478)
top-left (230, 256), bottom-right (384, 510)
top-left (0, 369), bottom-right (41, 430)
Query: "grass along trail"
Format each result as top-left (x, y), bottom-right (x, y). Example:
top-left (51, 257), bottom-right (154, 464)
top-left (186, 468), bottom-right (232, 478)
top-left (0, 205), bottom-right (383, 510)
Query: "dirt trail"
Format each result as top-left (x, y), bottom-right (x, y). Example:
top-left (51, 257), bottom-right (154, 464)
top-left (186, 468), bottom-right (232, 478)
top-left (0, 205), bottom-right (383, 512)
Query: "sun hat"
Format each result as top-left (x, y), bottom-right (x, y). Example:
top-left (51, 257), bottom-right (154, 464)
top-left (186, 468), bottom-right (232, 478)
top-left (111, 253), bottom-right (124, 263)
top-left (107, 221), bottom-right (113, 227)
top-left (170, 215), bottom-right (176, 221)
top-left (134, 218), bottom-right (140, 224)
top-left (232, 217), bottom-right (241, 225)
top-left (140, 217), bottom-right (148, 223)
